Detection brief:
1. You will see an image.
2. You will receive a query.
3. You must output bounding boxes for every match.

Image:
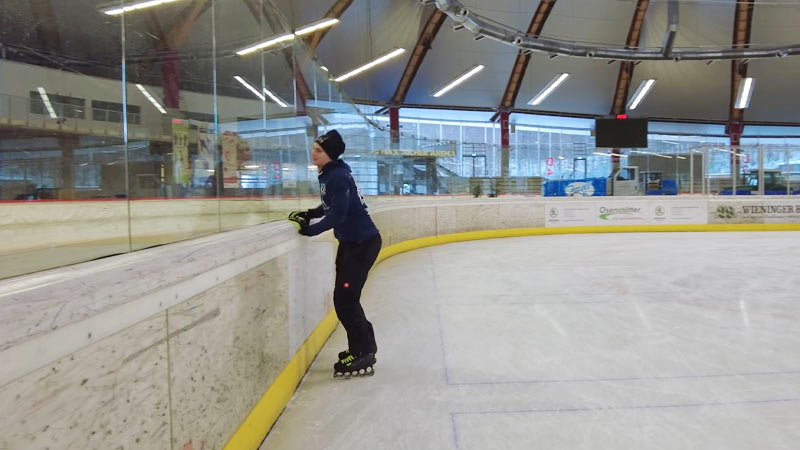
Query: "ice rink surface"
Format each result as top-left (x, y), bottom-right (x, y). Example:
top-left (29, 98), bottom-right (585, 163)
top-left (261, 232), bottom-right (800, 450)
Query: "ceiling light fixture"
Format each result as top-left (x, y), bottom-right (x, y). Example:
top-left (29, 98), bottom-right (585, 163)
top-left (236, 33), bottom-right (295, 56)
top-left (294, 18), bottom-right (340, 36)
top-left (735, 77), bottom-right (755, 109)
top-left (234, 76), bottom-right (265, 101)
top-left (236, 18), bottom-right (339, 56)
top-left (263, 87), bottom-right (289, 108)
top-left (528, 73), bottom-right (570, 106)
top-left (36, 87), bottom-right (58, 119)
top-left (135, 84), bottom-right (167, 114)
top-left (334, 48), bottom-right (406, 82)
top-left (627, 79), bottom-right (656, 110)
top-left (103, 0), bottom-right (185, 15)
top-left (431, 64), bottom-right (485, 97)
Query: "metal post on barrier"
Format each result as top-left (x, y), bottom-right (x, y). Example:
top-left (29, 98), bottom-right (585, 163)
top-left (758, 147), bottom-right (765, 196)
top-left (787, 147), bottom-right (792, 196)
top-left (689, 147), bottom-right (694, 195)
top-left (704, 148), bottom-right (709, 195)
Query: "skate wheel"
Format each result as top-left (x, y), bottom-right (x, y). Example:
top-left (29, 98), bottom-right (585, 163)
top-left (366, 366), bottom-right (373, 373)
top-left (359, 369), bottom-right (365, 375)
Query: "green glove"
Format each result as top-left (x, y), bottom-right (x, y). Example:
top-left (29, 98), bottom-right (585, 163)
top-left (288, 210), bottom-right (309, 221)
top-left (288, 211), bottom-right (310, 235)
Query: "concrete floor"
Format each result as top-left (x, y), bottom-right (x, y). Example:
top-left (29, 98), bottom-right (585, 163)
top-left (261, 232), bottom-right (800, 450)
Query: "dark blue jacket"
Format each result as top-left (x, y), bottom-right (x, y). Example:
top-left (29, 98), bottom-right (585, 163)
top-left (306, 160), bottom-right (380, 242)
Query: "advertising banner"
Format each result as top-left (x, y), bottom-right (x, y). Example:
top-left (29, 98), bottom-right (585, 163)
top-left (546, 200), bottom-right (710, 227)
top-left (710, 200), bottom-right (800, 224)
top-left (171, 120), bottom-right (190, 187)
top-left (545, 202), bottom-right (595, 227)
top-left (221, 131), bottom-right (239, 188)
top-left (594, 202), bottom-right (649, 225)
top-left (648, 201), bottom-right (707, 225)
top-left (194, 125), bottom-right (216, 188)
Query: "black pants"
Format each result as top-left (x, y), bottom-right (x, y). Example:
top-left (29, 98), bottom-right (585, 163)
top-left (334, 233), bottom-right (382, 357)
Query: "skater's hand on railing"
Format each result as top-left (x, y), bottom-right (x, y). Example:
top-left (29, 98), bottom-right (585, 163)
top-left (287, 212), bottom-right (310, 235)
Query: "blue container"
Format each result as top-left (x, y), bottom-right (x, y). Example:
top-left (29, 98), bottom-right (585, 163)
top-left (544, 178), bottom-right (606, 197)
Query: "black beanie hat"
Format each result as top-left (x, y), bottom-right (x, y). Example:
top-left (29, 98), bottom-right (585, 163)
top-left (316, 129), bottom-right (345, 160)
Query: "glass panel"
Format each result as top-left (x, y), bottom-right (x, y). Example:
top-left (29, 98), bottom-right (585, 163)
top-left (0, 0), bottom-right (128, 279)
top-left (3, 0), bottom-right (800, 281)
top-left (123, 0), bottom-right (219, 250)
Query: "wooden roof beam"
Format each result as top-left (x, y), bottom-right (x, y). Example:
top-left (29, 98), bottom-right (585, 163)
top-left (137, 0), bottom-right (211, 69)
top-left (499, 0), bottom-right (557, 110)
top-left (28, 0), bottom-right (61, 53)
top-left (609, 0), bottom-right (650, 116)
top-left (729, 0), bottom-right (755, 134)
top-left (306, 0), bottom-right (354, 51)
top-left (390, 8), bottom-right (447, 105)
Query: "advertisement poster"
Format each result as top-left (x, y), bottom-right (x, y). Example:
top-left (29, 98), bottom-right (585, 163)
top-left (195, 125), bottom-right (216, 188)
top-left (649, 201), bottom-right (708, 224)
top-left (171, 120), bottom-right (190, 187)
top-left (710, 200), bottom-right (800, 224)
top-left (221, 131), bottom-right (239, 188)
top-left (545, 202), bottom-right (595, 227)
top-left (594, 202), bottom-right (649, 225)
top-left (546, 200), bottom-right (709, 227)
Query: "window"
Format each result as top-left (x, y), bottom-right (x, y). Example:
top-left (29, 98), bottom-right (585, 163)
top-left (29, 91), bottom-right (85, 119)
top-left (616, 168), bottom-right (635, 181)
top-left (91, 100), bottom-right (141, 124)
top-left (74, 164), bottom-right (100, 188)
top-left (183, 111), bottom-right (215, 123)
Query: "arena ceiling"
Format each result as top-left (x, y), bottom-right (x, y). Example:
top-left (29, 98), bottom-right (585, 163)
top-left (2, 0), bottom-right (800, 126)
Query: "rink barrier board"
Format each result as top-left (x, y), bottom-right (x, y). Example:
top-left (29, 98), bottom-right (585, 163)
top-left (223, 222), bottom-right (800, 449)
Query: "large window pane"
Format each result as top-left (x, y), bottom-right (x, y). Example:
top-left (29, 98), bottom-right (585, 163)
top-left (0, 0), bottom-right (128, 278)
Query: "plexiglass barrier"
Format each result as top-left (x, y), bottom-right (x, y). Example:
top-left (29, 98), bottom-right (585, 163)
top-left (2, 0), bottom-right (800, 279)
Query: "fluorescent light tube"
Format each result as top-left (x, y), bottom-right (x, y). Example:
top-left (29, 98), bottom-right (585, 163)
top-left (735, 77), bottom-right (754, 109)
top-left (135, 84), bottom-right (167, 114)
top-left (263, 87), bottom-right (288, 107)
top-left (432, 64), bottom-right (485, 97)
top-left (335, 48), bottom-right (406, 82)
top-left (236, 18), bottom-right (338, 56)
top-left (528, 73), bottom-right (570, 106)
top-left (234, 76), bottom-right (265, 101)
top-left (236, 33), bottom-right (295, 56)
top-left (627, 79), bottom-right (656, 110)
top-left (104, 0), bottom-right (184, 15)
top-left (36, 87), bottom-right (58, 119)
top-left (294, 18), bottom-right (340, 36)
top-left (235, 76), bottom-right (288, 107)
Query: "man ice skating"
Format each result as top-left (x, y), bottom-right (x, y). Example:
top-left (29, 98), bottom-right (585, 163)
top-left (288, 129), bottom-right (382, 378)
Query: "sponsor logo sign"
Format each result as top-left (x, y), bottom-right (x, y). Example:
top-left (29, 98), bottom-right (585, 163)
top-left (564, 182), bottom-right (595, 197)
top-left (546, 201), bottom-right (708, 227)
top-left (712, 201), bottom-right (800, 223)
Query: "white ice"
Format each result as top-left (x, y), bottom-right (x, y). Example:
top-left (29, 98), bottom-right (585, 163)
top-left (261, 232), bottom-right (800, 450)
